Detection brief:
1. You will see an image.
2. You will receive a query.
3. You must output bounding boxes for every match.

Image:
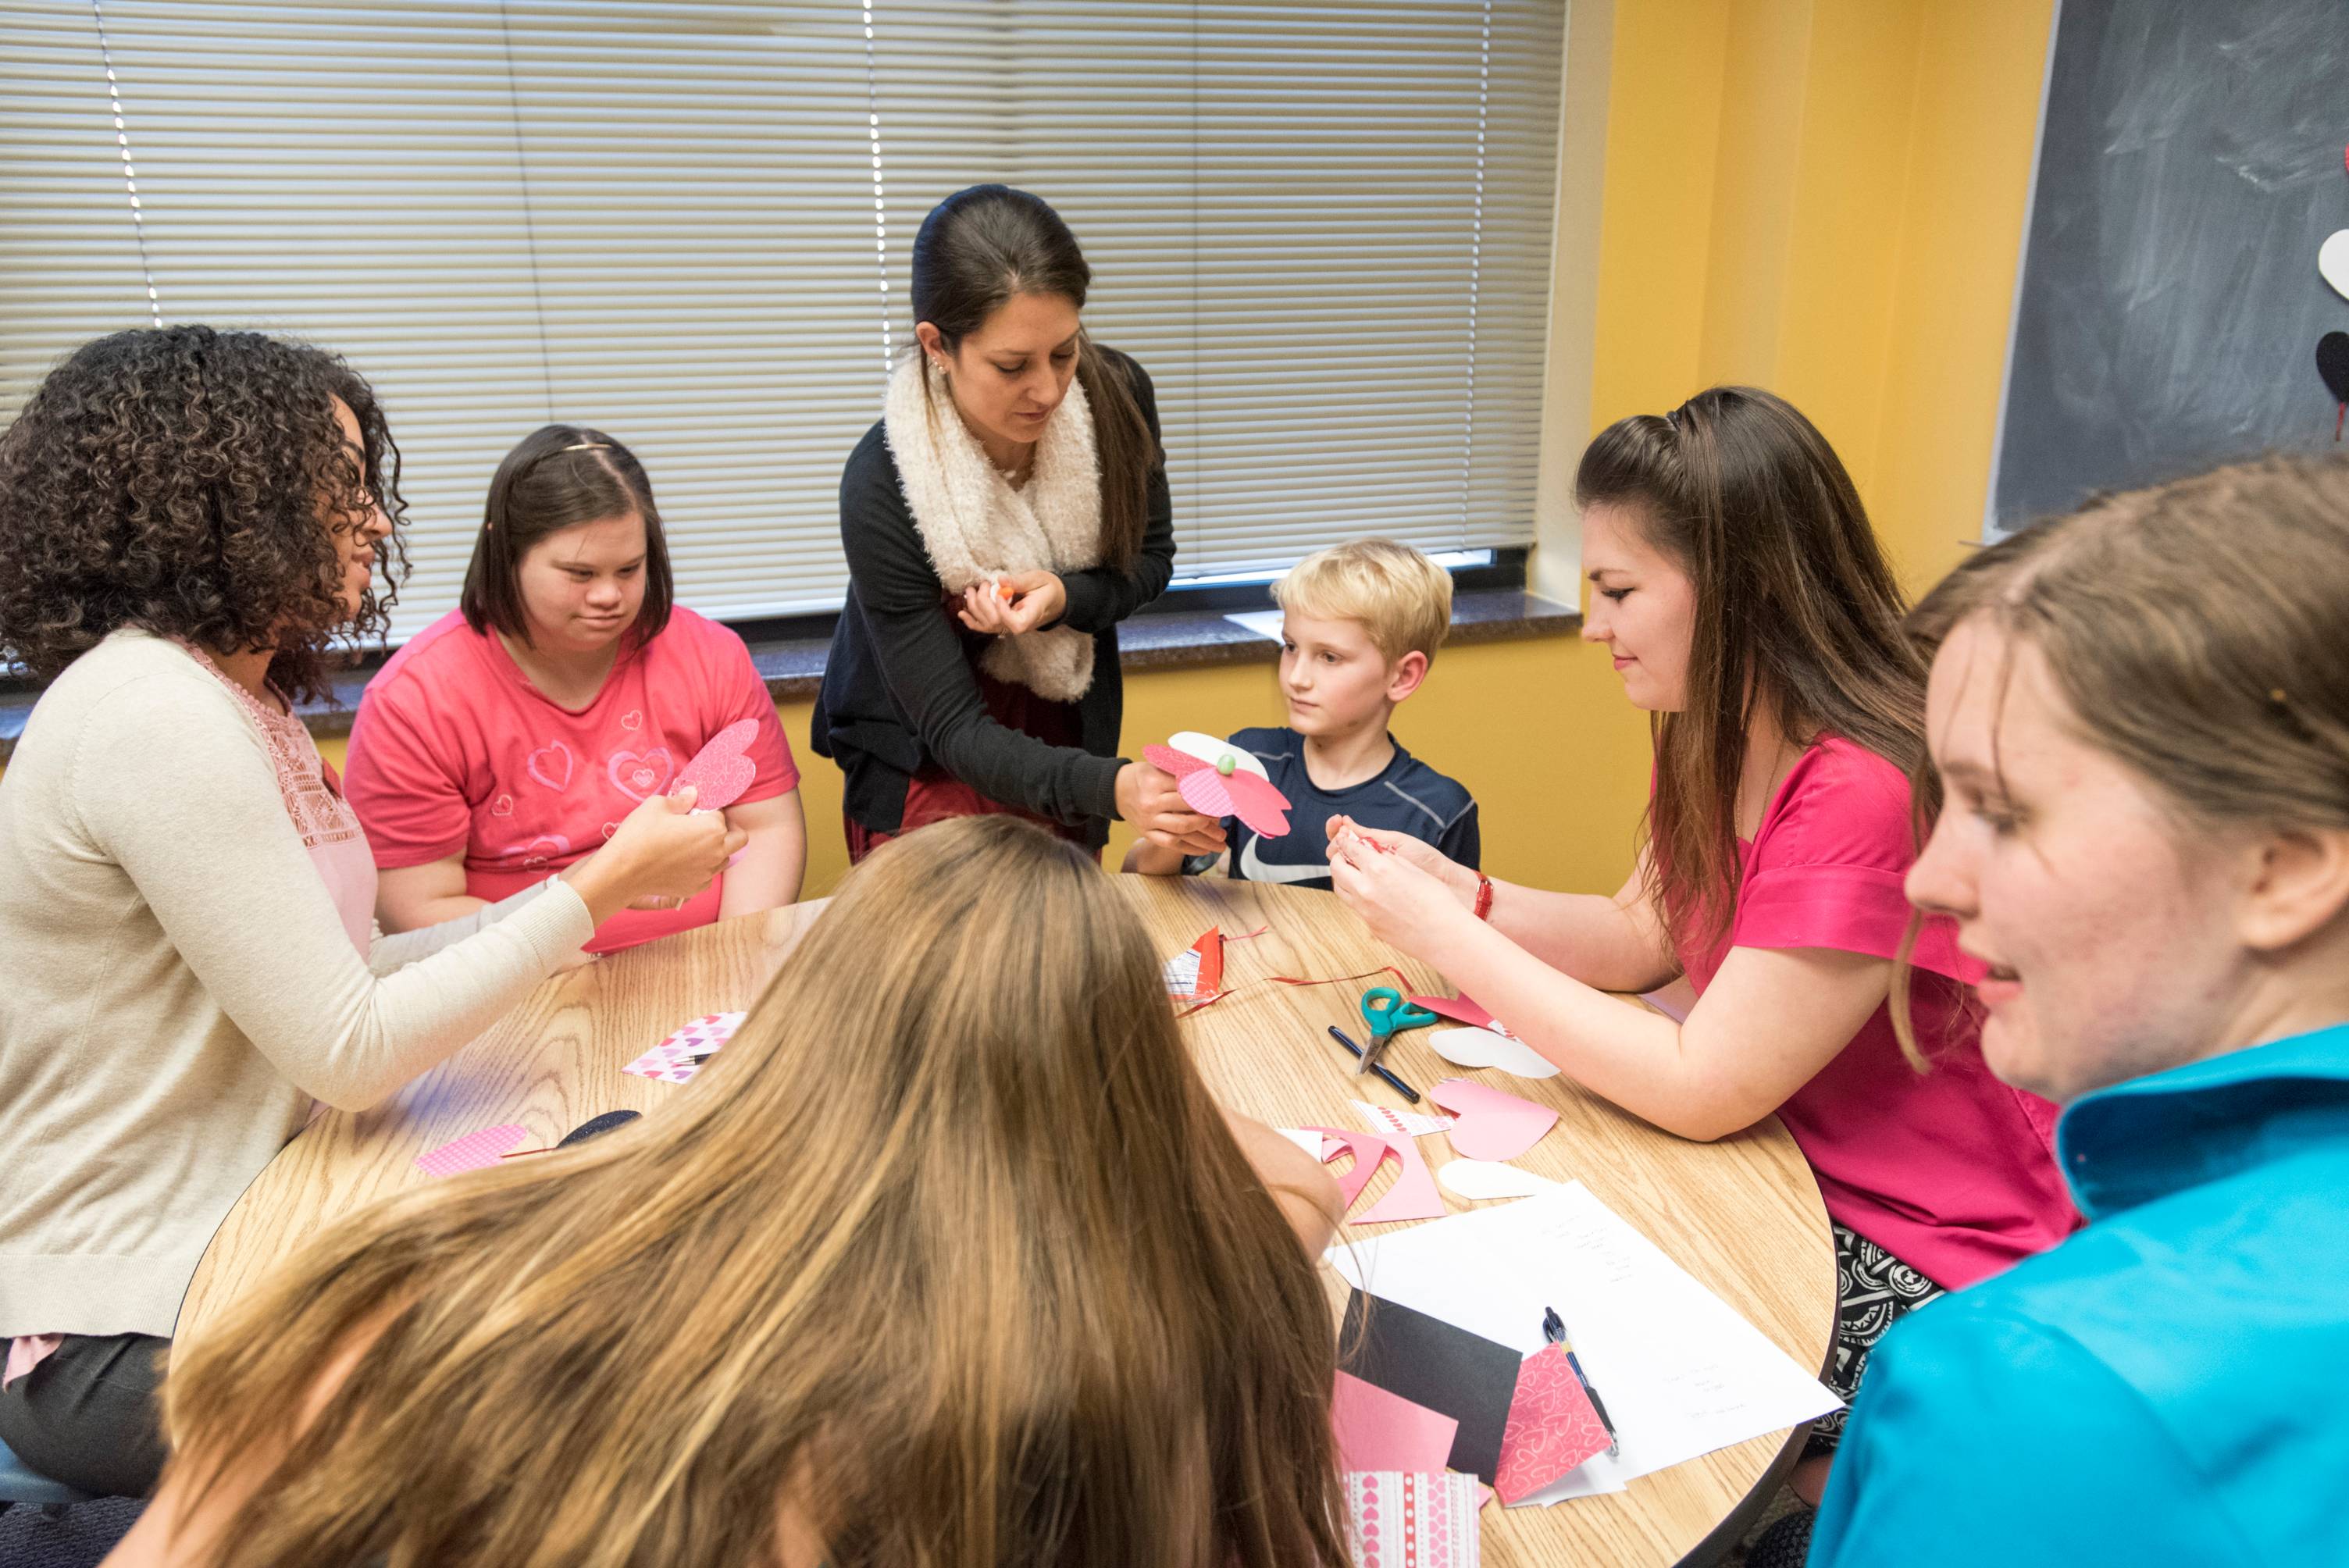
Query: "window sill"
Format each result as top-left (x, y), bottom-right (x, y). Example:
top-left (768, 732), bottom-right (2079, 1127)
top-left (0, 589), bottom-right (1578, 762)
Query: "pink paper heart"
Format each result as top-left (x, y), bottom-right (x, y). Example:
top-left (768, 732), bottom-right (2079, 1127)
top-left (1429, 1079), bottom-right (1559, 1163)
top-left (415, 1123), bottom-right (529, 1177)
top-left (1144, 744), bottom-right (1292, 838)
top-left (1495, 1342), bottom-right (1611, 1503)
top-left (525, 740), bottom-right (574, 792)
top-left (607, 747), bottom-right (675, 803)
top-left (675, 718), bottom-right (760, 811)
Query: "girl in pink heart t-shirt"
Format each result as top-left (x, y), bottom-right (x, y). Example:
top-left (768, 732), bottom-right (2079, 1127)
top-left (345, 605), bottom-right (797, 954)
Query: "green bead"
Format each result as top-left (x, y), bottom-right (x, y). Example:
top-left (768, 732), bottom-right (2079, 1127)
top-left (1216, 754), bottom-right (1237, 776)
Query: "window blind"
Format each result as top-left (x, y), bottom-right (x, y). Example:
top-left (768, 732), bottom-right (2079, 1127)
top-left (1, 1), bottom-right (1565, 640)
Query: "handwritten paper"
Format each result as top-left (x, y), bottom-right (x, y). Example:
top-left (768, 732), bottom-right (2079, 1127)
top-left (1344, 1471), bottom-right (1482, 1568)
top-left (1428, 1080), bottom-right (1558, 1163)
top-left (1327, 1183), bottom-right (1840, 1502)
top-left (622, 1012), bottom-right (745, 1085)
top-left (415, 1123), bottom-right (529, 1177)
top-left (1353, 1100), bottom-right (1456, 1139)
top-left (1494, 1345), bottom-right (1611, 1505)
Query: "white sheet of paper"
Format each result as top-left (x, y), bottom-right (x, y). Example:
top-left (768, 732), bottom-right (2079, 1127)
top-left (1223, 608), bottom-right (1289, 643)
top-left (1435, 1158), bottom-right (1564, 1202)
top-left (1324, 1181), bottom-right (1840, 1502)
top-left (1276, 1127), bottom-right (1331, 1160)
top-left (1425, 1026), bottom-right (1561, 1080)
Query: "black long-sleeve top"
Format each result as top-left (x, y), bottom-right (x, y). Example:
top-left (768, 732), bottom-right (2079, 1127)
top-left (808, 348), bottom-right (1175, 849)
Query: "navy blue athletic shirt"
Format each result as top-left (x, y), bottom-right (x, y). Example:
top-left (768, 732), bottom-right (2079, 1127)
top-left (1192, 725), bottom-right (1479, 890)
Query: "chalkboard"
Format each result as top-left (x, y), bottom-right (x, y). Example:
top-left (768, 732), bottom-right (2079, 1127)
top-left (1988, 0), bottom-right (2349, 534)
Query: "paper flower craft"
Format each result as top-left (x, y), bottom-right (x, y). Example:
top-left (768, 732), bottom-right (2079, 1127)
top-left (1142, 730), bottom-right (1293, 839)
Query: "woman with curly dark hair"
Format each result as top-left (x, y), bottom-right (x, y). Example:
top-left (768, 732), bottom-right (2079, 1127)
top-left (0, 326), bottom-right (743, 1497)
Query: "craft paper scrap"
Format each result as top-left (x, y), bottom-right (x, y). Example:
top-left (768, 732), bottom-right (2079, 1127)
top-left (1327, 1183), bottom-right (1839, 1502)
top-left (622, 1011), bottom-right (746, 1085)
top-left (1494, 1344), bottom-right (1611, 1505)
top-left (1163, 926), bottom-right (1225, 1003)
top-left (1353, 1100), bottom-right (1456, 1139)
top-left (1277, 1128), bottom-right (1334, 1160)
top-left (1343, 1471), bottom-right (1481, 1568)
top-left (1339, 1290), bottom-right (1521, 1484)
top-left (675, 718), bottom-right (760, 812)
top-left (415, 1123), bottom-right (529, 1178)
top-left (1438, 1160), bottom-right (1566, 1203)
top-left (1424, 1027), bottom-right (1559, 1081)
top-left (1407, 993), bottom-right (1513, 1038)
top-left (1306, 1127), bottom-right (1399, 1209)
top-left (1353, 1126), bottom-right (1449, 1225)
top-left (1331, 1371), bottom-right (1459, 1476)
top-left (1428, 1080), bottom-right (1559, 1164)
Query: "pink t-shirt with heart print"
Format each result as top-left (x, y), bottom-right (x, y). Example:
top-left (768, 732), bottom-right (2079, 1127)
top-left (344, 607), bottom-right (797, 953)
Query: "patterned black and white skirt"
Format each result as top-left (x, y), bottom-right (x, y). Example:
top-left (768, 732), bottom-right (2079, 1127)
top-left (1806, 1224), bottom-right (1946, 1455)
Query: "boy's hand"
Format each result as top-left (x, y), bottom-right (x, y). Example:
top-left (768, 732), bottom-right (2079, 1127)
top-left (1324, 814), bottom-right (1479, 909)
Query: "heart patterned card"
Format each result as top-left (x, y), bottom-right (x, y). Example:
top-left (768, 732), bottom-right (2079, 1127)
top-left (623, 1012), bottom-right (746, 1084)
top-left (1342, 1470), bottom-right (1481, 1567)
top-left (1493, 1343), bottom-right (1611, 1504)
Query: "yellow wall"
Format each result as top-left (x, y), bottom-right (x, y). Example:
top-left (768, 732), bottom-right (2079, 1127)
top-left (14, 3), bottom-right (2059, 903)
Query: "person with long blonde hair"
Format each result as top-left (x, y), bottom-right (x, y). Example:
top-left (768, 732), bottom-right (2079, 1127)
top-left (104, 815), bottom-right (1349, 1568)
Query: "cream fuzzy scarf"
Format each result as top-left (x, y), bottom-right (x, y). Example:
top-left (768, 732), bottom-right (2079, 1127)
top-left (884, 355), bottom-right (1103, 702)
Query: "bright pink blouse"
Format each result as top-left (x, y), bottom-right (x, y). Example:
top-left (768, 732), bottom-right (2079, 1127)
top-left (1677, 736), bottom-right (2080, 1288)
top-left (344, 608), bottom-right (797, 954)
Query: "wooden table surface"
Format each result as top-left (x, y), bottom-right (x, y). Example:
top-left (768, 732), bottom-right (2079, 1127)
top-left (181, 875), bottom-right (1835, 1566)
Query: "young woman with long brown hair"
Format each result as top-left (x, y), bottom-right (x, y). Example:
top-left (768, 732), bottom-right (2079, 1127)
top-left (105, 816), bottom-right (1348, 1568)
top-left (1814, 453), bottom-right (2349, 1566)
top-left (1324, 387), bottom-right (2076, 1499)
top-left (811, 184), bottom-right (1222, 863)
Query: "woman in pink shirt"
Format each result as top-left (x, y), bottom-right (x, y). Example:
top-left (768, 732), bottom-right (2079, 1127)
top-left (1326, 387), bottom-right (2077, 1506)
top-left (346, 426), bottom-right (806, 954)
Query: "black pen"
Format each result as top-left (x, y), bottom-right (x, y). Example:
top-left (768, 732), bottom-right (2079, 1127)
top-left (1544, 1304), bottom-right (1619, 1456)
top-left (1327, 1025), bottom-right (1420, 1103)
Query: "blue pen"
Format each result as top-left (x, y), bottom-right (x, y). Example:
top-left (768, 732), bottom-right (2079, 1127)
top-left (1326, 1025), bottom-right (1420, 1103)
top-left (1543, 1304), bottom-right (1620, 1457)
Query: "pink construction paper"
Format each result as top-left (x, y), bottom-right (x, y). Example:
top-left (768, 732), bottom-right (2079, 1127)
top-left (1406, 992), bottom-right (1514, 1037)
top-left (1353, 1124), bottom-right (1449, 1224)
top-left (1333, 1371), bottom-right (1460, 1474)
top-left (1343, 1470), bottom-right (1482, 1567)
top-left (1306, 1126), bottom-right (1396, 1208)
top-left (1142, 743), bottom-right (1294, 838)
top-left (674, 718), bottom-right (761, 811)
top-left (1428, 1079), bottom-right (1559, 1164)
top-left (1495, 1345), bottom-right (1611, 1504)
top-left (415, 1123), bottom-right (529, 1177)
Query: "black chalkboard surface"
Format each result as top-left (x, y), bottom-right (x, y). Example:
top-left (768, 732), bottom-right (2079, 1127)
top-left (1988, 0), bottom-right (2349, 534)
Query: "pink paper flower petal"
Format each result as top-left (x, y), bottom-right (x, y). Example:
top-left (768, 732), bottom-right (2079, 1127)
top-left (675, 718), bottom-right (761, 811)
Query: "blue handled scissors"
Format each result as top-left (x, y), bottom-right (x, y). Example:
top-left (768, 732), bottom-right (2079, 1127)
top-left (1356, 987), bottom-right (1440, 1075)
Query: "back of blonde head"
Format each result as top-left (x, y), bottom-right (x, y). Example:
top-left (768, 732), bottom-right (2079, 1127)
top-left (162, 817), bottom-right (1346, 1568)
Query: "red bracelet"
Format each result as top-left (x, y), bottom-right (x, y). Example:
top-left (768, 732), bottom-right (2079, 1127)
top-left (1472, 871), bottom-right (1495, 921)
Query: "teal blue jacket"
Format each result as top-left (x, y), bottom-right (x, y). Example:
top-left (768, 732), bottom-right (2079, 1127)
top-left (1812, 1022), bottom-right (2349, 1566)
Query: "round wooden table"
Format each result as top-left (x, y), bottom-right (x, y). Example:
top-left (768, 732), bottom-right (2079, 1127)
top-left (181, 876), bottom-right (1834, 1566)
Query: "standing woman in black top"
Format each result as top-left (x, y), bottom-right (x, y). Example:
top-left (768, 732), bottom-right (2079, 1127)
top-left (811, 184), bottom-right (1223, 861)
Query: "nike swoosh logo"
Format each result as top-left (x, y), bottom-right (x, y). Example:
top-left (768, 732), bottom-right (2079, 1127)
top-left (1239, 832), bottom-right (1331, 885)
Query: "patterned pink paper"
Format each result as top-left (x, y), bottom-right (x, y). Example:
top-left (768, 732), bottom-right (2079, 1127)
top-left (1493, 1344), bottom-right (1611, 1504)
top-left (1343, 1470), bottom-right (1481, 1567)
top-left (622, 1011), bottom-right (746, 1085)
top-left (415, 1123), bottom-right (529, 1177)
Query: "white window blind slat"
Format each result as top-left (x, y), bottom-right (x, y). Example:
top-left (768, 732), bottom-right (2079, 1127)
top-left (1, 0), bottom-right (1565, 641)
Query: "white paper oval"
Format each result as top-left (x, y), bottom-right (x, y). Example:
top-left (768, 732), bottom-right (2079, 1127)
top-left (1437, 1158), bottom-right (1563, 1201)
top-left (2323, 229), bottom-right (2349, 302)
top-left (1426, 1025), bottom-right (1562, 1079)
top-left (1167, 729), bottom-right (1271, 780)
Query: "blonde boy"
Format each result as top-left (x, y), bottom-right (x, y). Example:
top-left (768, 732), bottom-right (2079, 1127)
top-left (1125, 540), bottom-right (1479, 886)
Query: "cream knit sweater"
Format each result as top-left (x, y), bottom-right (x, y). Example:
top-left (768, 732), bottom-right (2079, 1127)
top-left (0, 631), bottom-right (595, 1340)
